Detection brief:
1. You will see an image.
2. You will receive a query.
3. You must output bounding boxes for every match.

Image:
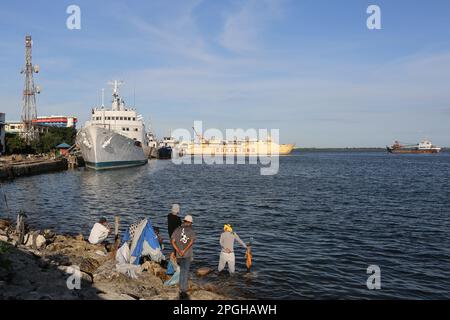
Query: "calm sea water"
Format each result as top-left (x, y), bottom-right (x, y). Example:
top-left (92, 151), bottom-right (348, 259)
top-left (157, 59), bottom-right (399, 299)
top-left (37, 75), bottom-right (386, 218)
top-left (1, 150), bottom-right (450, 299)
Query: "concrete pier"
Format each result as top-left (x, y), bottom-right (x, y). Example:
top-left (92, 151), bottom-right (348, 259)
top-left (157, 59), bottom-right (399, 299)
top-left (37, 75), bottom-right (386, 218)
top-left (0, 158), bottom-right (68, 181)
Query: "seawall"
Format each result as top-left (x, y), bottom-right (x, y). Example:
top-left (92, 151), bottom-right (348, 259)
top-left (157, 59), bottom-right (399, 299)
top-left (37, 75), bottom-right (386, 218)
top-left (0, 158), bottom-right (68, 181)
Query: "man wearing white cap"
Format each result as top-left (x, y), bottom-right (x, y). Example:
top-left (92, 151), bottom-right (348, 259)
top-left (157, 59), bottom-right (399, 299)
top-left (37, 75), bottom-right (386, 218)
top-left (171, 214), bottom-right (196, 300)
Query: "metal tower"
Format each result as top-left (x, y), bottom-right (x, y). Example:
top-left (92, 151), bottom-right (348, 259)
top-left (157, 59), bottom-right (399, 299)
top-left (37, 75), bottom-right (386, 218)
top-left (20, 35), bottom-right (40, 143)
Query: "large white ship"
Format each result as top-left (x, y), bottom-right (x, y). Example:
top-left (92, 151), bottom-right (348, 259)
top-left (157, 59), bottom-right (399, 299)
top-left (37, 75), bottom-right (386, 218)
top-left (178, 139), bottom-right (295, 156)
top-left (177, 129), bottom-right (295, 156)
top-left (76, 81), bottom-right (150, 170)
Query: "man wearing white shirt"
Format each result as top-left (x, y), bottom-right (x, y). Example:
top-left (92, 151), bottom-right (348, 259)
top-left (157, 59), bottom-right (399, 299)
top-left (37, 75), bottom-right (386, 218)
top-left (88, 217), bottom-right (111, 245)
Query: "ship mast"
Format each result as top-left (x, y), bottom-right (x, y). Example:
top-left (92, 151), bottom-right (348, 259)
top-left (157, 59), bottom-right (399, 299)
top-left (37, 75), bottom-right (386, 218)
top-left (108, 80), bottom-right (124, 111)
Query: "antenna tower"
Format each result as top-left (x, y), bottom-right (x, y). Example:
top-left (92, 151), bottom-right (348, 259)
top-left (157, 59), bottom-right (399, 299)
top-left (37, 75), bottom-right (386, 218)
top-left (21, 35), bottom-right (40, 143)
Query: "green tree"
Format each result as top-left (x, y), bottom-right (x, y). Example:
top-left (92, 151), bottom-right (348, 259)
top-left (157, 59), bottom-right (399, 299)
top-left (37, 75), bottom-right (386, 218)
top-left (5, 133), bottom-right (28, 154)
top-left (5, 127), bottom-right (76, 155)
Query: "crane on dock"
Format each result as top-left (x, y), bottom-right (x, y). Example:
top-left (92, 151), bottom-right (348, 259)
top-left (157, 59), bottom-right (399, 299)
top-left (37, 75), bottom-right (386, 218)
top-left (192, 126), bottom-right (208, 144)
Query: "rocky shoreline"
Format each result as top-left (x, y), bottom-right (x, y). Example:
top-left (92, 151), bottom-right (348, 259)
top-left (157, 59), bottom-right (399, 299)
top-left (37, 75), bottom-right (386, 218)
top-left (0, 218), bottom-right (233, 300)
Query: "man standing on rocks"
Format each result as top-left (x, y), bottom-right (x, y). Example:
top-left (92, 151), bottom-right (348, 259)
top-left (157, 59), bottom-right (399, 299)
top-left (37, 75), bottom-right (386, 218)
top-left (171, 215), bottom-right (196, 300)
top-left (88, 217), bottom-right (110, 245)
top-left (167, 204), bottom-right (182, 239)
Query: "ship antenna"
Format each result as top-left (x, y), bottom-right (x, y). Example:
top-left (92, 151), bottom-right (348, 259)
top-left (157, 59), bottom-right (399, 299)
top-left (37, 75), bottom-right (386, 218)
top-left (108, 80), bottom-right (124, 111)
top-left (108, 80), bottom-right (124, 95)
top-left (101, 88), bottom-right (105, 108)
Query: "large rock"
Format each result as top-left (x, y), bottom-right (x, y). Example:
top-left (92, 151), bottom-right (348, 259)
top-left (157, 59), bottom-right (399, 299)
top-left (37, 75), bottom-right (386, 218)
top-left (98, 292), bottom-right (137, 300)
top-left (46, 254), bottom-right (101, 274)
top-left (93, 260), bottom-right (122, 283)
top-left (141, 261), bottom-right (168, 280)
top-left (53, 235), bottom-right (69, 243)
top-left (43, 229), bottom-right (56, 240)
top-left (148, 288), bottom-right (180, 300)
top-left (189, 290), bottom-right (229, 300)
top-left (70, 256), bottom-right (101, 274)
top-left (148, 288), bottom-right (230, 300)
top-left (0, 219), bottom-right (11, 230)
top-left (196, 267), bottom-right (213, 277)
top-left (94, 273), bottom-right (161, 300)
top-left (45, 242), bottom-right (69, 252)
top-left (24, 234), bottom-right (46, 249)
top-left (202, 283), bottom-right (219, 292)
top-left (75, 234), bottom-right (84, 241)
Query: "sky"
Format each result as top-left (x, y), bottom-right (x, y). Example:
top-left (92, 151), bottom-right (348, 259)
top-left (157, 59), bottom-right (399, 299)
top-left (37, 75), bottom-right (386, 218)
top-left (1, 0), bottom-right (450, 147)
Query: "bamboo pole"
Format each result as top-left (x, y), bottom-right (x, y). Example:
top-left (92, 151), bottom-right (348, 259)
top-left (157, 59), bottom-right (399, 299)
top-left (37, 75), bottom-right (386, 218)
top-left (16, 211), bottom-right (25, 245)
top-left (109, 216), bottom-right (120, 259)
top-left (114, 216), bottom-right (120, 238)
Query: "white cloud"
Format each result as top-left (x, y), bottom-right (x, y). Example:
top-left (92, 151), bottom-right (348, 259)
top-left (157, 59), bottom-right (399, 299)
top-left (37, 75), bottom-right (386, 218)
top-left (105, 0), bottom-right (222, 64)
top-left (219, 0), bottom-right (285, 54)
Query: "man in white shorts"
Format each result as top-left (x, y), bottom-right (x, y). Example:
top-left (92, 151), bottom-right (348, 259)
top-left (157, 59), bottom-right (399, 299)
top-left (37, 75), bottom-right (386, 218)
top-left (218, 224), bottom-right (247, 274)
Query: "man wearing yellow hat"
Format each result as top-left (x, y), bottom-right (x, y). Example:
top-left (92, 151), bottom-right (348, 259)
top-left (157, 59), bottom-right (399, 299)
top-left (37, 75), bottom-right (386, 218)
top-left (218, 224), bottom-right (247, 274)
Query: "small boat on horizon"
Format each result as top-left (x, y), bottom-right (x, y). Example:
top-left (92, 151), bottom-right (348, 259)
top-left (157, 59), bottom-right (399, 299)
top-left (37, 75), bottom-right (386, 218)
top-left (387, 139), bottom-right (441, 154)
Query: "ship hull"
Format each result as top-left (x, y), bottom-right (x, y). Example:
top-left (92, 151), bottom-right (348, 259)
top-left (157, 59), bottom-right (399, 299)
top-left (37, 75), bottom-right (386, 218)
top-left (387, 147), bottom-right (441, 154)
top-left (158, 147), bottom-right (172, 160)
top-left (180, 143), bottom-right (295, 156)
top-left (77, 126), bottom-right (149, 170)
